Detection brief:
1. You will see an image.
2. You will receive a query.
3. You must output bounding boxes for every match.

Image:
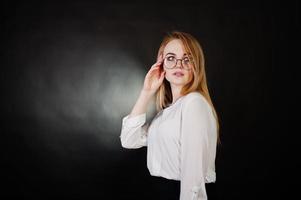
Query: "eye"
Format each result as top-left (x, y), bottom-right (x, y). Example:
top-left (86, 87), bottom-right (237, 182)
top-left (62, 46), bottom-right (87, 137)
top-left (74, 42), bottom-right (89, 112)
top-left (183, 57), bottom-right (191, 63)
top-left (166, 56), bottom-right (175, 61)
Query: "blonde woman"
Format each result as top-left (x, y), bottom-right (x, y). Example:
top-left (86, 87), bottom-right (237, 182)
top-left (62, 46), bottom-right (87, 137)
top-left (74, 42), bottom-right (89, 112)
top-left (120, 31), bottom-right (220, 200)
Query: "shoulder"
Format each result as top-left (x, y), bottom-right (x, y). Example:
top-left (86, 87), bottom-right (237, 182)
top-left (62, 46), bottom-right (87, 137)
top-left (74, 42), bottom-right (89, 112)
top-left (183, 92), bottom-right (208, 105)
top-left (182, 92), bottom-right (211, 112)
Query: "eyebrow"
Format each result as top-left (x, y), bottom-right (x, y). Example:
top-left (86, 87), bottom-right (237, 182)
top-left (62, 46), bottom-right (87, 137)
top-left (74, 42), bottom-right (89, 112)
top-left (165, 52), bottom-right (191, 57)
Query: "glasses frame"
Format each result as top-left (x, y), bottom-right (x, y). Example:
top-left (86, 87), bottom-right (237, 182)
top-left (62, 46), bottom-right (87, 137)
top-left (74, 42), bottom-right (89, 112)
top-left (163, 55), bottom-right (193, 70)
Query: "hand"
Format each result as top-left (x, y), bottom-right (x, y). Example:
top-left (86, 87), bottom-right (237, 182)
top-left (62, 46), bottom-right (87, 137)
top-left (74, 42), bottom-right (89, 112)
top-left (142, 54), bottom-right (165, 95)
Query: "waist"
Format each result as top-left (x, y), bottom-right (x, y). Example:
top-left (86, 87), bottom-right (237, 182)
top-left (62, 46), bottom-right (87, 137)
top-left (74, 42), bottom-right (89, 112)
top-left (150, 176), bottom-right (180, 199)
top-left (151, 176), bottom-right (180, 188)
top-left (151, 176), bottom-right (215, 186)
top-left (151, 176), bottom-right (216, 198)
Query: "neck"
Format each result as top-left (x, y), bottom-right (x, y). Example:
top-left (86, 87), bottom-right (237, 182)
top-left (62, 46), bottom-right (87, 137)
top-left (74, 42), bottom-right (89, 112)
top-left (170, 84), bottom-right (183, 104)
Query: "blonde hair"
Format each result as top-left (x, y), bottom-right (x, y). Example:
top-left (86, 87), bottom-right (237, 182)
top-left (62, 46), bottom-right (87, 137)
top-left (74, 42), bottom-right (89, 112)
top-left (155, 30), bottom-right (221, 145)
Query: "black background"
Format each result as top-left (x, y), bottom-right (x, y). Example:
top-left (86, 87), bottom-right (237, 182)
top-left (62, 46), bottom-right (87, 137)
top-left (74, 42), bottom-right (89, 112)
top-left (1, 0), bottom-right (298, 199)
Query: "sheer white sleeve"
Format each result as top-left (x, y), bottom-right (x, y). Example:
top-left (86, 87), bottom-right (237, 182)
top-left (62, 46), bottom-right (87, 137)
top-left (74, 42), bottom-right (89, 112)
top-left (120, 113), bottom-right (149, 149)
top-left (180, 96), bottom-right (211, 200)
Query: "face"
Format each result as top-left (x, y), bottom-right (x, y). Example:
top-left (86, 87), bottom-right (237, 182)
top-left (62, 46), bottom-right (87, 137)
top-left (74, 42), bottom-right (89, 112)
top-left (162, 39), bottom-right (193, 88)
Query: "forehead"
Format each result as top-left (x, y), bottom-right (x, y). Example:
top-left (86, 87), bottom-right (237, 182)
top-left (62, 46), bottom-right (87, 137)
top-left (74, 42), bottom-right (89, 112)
top-left (163, 39), bottom-right (187, 56)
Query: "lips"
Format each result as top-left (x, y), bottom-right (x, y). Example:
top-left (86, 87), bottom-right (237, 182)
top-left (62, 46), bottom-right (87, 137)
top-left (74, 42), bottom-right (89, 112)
top-left (173, 71), bottom-right (184, 76)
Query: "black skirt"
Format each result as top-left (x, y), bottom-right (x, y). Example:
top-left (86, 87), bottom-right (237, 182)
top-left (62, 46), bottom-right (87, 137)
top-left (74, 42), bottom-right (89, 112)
top-left (149, 176), bottom-right (217, 200)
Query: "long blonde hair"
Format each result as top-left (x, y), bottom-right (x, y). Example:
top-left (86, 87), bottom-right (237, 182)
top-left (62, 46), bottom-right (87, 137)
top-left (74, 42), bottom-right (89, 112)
top-left (155, 30), bottom-right (221, 145)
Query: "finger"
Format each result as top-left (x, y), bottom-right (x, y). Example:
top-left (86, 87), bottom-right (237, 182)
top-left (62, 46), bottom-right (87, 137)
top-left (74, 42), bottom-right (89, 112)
top-left (159, 71), bottom-right (165, 81)
top-left (149, 66), bottom-right (160, 73)
top-left (151, 62), bottom-right (162, 69)
top-left (155, 59), bottom-right (163, 65)
top-left (148, 69), bottom-right (158, 76)
top-left (147, 67), bottom-right (160, 76)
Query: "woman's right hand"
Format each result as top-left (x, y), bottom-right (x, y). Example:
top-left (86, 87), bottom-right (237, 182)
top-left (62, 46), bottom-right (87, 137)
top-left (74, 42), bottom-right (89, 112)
top-left (142, 54), bottom-right (166, 95)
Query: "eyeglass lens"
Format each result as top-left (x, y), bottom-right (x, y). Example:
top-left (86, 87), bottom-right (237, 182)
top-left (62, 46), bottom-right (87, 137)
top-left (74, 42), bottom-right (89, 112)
top-left (164, 55), bottom-right (192, 69)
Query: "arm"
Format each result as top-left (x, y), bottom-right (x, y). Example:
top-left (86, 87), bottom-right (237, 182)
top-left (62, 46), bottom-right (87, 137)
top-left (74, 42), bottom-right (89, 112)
top-left (120, 90), bottom-right (153, 149)
top-left (120, 54), bottom-right (165, 149)
top-left (180, 96), bottom-right (211, 200)
top-left (129, 89), bottom-right (153, 118)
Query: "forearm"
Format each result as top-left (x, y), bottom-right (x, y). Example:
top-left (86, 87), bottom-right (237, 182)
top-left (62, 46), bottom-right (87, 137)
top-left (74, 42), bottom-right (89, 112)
top-left (129, 89), bottom-right (153, 118)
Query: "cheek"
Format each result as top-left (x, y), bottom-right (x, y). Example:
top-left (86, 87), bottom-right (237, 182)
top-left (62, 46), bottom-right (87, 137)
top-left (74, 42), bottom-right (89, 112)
top-left (185, 71), bottom-right (193, 82)
top-left (165, 71), bottom-right (173, 78)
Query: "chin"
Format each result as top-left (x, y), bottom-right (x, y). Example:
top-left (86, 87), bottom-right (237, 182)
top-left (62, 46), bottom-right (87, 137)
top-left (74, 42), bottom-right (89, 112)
top-left (166, 75), bottom-right (189, 84)
top-left (170, 80), bottom-right (187, 86)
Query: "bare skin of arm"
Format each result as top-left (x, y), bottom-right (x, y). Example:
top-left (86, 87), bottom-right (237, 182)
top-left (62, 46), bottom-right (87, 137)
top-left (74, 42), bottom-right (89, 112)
top-left (129, 54), bottom-right (165, 118)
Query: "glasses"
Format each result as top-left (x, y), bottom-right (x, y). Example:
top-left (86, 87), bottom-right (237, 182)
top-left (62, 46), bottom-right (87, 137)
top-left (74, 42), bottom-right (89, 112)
top-left (163, 55), bottom-right (193, 70)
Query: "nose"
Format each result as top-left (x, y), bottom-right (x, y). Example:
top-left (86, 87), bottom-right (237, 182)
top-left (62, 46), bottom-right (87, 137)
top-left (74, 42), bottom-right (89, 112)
top-left (175, 59), bottom-right (184, 69)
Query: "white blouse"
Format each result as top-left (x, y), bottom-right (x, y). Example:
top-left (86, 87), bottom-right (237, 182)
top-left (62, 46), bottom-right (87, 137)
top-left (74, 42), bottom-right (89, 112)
top-left (120, 91), bottom-right (217, 200)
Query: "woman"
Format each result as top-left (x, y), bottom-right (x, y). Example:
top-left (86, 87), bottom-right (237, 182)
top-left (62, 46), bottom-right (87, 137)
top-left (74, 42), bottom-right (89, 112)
top-left (120, 31), bottom-right (220, 200)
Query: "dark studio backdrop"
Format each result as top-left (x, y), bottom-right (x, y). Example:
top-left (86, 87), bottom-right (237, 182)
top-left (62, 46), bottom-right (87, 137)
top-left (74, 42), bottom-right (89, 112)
top-left (1, 0), bottom-right (297, 199)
